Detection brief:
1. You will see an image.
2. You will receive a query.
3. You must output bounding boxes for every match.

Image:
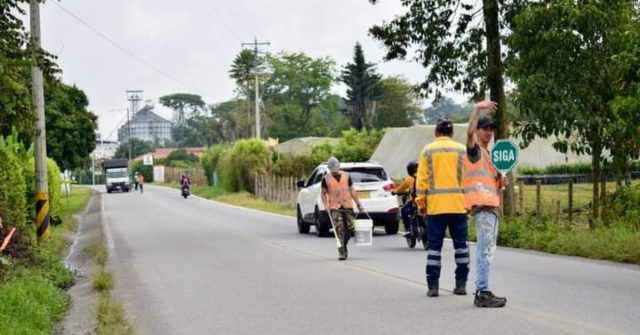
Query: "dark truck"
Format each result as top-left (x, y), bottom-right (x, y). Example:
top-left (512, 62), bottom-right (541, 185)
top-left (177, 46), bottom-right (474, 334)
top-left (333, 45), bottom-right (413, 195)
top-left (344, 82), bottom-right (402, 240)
top-left (103, 159), bottom-right (130, 193)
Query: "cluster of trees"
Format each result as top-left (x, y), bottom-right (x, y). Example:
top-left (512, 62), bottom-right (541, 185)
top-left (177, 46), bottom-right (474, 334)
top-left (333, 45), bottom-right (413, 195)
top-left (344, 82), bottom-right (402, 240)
top-left (369, 0), bottom-right (640, 218)
top-left (0, 1), bottom-right (98, 172)
top-left (156, 43), bottom-right (424, 146)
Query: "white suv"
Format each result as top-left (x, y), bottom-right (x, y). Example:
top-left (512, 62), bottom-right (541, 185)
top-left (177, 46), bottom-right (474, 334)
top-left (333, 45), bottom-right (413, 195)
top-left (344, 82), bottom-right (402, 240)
top-left (295, 162), bottom-right (399, 236)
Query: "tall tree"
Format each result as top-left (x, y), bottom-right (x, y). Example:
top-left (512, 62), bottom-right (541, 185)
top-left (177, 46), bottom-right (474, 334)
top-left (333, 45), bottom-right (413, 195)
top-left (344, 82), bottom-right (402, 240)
top-left (340, 43), bottom-right (382, 132)
top-left (114, 138), bottom-right (155, 159)
top-left (374, 76), bottom-right (422, 128)
top-left (508, 0), bottom-right (638, 220)
top-left (262, 52), bottom-right (336, 140)
top-left (44, 82), bottom-right (97, 170)
top-left (369, 0), bottom-right (525, 214)
top-left (159, 93), bottom-right (206, 125)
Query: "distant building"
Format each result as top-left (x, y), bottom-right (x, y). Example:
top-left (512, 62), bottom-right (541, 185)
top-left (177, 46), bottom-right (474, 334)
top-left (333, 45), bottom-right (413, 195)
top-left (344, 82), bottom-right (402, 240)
top-left (91, 140), bottom-right (119, 160)
top-left (118, 105), bottom-right (173, 145)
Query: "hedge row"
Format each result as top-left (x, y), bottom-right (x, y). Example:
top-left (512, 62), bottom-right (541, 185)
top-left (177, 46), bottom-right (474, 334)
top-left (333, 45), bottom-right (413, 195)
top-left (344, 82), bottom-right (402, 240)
top-left (201, 129), bottom-right (385, 192)
top-left (518, 161), bottom-right (640, 176)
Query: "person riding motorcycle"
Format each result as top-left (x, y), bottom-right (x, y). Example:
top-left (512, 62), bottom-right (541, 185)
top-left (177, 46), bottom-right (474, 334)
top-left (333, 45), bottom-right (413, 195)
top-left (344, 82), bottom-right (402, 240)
top-left (180, 175), bottom-right (191, 197)
top-left (392, 160), bottom-right (419, 237)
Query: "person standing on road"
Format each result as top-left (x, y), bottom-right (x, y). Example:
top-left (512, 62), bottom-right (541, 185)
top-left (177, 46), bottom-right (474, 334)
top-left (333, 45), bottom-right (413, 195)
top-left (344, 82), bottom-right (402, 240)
top-left (137, 173), bottom-right (144, 194)
top-left (464, 101), bottom-right (508, 308)
top-left (321, 157), bottom-right (364, 261)
top-left (416, 117), bottom-right (469, 297)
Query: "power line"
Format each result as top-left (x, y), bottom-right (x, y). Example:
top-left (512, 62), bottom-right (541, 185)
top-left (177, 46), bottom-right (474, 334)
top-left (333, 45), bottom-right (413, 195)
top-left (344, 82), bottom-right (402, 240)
top-left (51, 1), bottom-right (187, 88)
top-left (189, 0), bottom-right (246, 43)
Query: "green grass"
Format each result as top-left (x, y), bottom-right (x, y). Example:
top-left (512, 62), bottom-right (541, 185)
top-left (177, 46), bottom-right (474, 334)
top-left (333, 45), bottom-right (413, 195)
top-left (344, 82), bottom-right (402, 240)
top-left (213, 192), bottom-right (296, 217)
top-left (96, 292), bottom-right (134, 335)
top-left (92, 269), bottom-right (114, 292)
top-left (0, 186), bottom-right (92, 335)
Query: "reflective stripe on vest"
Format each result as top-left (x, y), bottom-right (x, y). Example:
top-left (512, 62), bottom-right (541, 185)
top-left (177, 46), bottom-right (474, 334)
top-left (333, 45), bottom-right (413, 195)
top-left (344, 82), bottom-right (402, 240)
top-left (463, 147), bottom-right (500, 210)
top-left (325, 172), bottom-right (353, 210)
top-left (424, 147), bottom-right (465, 195)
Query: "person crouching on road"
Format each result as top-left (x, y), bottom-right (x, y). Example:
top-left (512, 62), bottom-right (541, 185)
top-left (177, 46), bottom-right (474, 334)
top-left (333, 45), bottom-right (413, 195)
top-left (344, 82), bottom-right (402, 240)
top-left (416, 117), bottom-right (470, 297)
top-left (321, 157), bottom-right (364, 261)
top-left (465, 101), bottom-right (507, 308)
top-left (392, 160), bottom-right (419, 237)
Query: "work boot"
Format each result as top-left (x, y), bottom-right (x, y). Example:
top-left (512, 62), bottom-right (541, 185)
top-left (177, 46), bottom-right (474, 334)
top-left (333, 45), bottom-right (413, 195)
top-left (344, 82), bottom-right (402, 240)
top-left (426, 281), bottom-right (439, 297)
top-left (474, 290), bottom-right (507, 308)
top-left (453, 280), bottom-right (467, 295)
top-left (338, 246), bottom-right (347, 261)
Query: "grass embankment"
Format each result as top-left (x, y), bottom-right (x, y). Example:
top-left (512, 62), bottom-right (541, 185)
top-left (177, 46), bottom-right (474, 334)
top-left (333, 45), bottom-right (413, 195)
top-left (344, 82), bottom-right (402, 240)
top-left (0, 186), bottom-right (92, 334)
top-left (90, 243), bottom-right (132, 335)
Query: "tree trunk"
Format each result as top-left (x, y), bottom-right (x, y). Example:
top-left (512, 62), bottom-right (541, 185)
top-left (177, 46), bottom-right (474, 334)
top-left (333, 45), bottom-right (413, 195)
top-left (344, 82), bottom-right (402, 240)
top-left (483, 0), bottom-right (515, 215)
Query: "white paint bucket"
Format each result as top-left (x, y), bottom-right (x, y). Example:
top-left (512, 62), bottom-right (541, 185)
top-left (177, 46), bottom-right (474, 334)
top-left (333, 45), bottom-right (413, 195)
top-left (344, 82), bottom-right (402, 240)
top-left (353, 219), bottom-right (373, 246)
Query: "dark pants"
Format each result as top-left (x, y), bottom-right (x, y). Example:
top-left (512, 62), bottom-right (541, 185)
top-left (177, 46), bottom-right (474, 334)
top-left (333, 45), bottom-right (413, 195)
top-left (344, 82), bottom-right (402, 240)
top-left (400, 202), bottom-right (414, 232)
top-left (425, 214), bottom-right (469, 285)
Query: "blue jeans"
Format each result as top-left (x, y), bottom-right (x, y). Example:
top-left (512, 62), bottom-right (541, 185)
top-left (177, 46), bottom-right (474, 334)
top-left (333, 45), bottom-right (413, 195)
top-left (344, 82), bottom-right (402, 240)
top-left (425, 214), bottom-right (469, 285)
top-left (400, 202), bottom-right (414, 232)
top-left (474, 211), bottom-right (499, 291)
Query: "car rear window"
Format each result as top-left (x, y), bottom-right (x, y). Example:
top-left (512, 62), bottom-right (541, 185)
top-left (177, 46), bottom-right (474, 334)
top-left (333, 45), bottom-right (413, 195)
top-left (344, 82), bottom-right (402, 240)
top-left (343, 167), bottom-right (388, 183)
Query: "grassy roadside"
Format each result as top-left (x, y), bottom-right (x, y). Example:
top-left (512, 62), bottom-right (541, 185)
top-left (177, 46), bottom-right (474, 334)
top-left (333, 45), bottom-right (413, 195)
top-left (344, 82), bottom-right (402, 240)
top-left (90, 243), bottom-right (132, 335)
top-left (0, 186), bottom-right (92, 334)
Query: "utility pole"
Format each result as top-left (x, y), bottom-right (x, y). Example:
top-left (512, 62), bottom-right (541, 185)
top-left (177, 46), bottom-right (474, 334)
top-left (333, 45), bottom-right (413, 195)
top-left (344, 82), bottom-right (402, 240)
top-left (30, 0), bottom-right (50, 242)
top-left (241, 37), bottom-right (269, 139)
top-left (126, 90), bottom-right (143, 162)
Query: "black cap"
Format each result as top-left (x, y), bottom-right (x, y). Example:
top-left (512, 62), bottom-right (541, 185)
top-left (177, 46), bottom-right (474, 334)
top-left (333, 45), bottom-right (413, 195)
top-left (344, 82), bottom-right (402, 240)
top-left (435, 117), bottom-right (453, 132)
top-left (477, 117), bottom-right (496, 129)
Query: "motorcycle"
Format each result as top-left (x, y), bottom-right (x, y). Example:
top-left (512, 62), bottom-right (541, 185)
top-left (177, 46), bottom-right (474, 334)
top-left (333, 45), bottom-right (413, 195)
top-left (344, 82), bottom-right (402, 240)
top-left (394, 192), bottom-right (428, 250)
top-left (181, 184), bottom-right (190, 199)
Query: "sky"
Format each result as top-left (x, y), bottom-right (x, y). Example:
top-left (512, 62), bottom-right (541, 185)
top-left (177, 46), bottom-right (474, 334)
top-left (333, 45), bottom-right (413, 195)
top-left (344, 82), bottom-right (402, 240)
top-left (32, 0), bottom-right (466, 141)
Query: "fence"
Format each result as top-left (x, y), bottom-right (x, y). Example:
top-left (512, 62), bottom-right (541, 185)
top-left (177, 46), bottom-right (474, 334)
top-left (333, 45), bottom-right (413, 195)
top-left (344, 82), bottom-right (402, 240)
top-left (163, 167), bottom-right (206, 186)
top-left (254, 174), bottom-right (299, 205)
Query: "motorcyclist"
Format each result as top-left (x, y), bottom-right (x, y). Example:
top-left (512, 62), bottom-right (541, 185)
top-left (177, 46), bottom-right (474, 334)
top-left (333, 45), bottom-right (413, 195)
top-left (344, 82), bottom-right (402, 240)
top-left (392, 160), bottom-right (419, 237)
top-left (180, 175), bottom-right (191, 196)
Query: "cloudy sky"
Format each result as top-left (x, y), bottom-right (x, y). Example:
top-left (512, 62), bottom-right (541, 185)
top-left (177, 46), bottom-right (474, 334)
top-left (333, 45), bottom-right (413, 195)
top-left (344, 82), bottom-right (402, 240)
top-left (33, 0), bottom-right (462, 141)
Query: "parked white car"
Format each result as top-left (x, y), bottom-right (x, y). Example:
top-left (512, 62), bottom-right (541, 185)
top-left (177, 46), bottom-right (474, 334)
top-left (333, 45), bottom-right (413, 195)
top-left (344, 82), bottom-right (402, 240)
top-left (296, 162), bottom-right (399, 236)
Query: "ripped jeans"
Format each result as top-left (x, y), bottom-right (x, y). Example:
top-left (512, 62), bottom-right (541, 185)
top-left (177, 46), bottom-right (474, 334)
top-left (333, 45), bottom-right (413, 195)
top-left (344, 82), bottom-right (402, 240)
top-left (474, 211), bottom-right (499, 292)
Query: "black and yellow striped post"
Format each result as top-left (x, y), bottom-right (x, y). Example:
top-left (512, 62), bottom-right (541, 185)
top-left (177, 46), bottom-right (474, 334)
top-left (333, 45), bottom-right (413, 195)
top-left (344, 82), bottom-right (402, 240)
top-left (35, 192), bottom-right (51, 241)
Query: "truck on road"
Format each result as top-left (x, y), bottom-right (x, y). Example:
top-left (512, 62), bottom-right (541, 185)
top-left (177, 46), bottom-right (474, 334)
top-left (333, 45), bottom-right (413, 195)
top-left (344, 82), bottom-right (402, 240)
top-left (103, 159), bottom-right (130, 193)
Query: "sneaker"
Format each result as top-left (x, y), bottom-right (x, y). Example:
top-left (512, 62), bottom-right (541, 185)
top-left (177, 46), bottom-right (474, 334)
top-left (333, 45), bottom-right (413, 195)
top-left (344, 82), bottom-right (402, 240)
top-left (474, 290), bottom-right (507, 308)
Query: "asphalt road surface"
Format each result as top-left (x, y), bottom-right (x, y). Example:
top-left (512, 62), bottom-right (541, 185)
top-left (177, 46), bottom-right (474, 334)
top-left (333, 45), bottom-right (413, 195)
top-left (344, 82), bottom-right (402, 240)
top-left (93, 185), bottom-right (640, 335)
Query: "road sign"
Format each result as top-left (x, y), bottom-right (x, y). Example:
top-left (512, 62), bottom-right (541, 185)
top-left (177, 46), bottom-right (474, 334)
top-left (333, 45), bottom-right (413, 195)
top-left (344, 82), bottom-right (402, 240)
top-left (491, 139), bottom-right (519, 173)
top-left (143, 154), bottom-right (154, 166)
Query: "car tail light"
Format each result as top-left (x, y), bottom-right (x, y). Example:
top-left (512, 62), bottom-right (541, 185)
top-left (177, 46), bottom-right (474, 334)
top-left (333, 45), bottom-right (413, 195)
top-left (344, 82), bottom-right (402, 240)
top-left (387, 207), bottom-right (398, 214)
top-left (383, 183), bottom-right (396, 192)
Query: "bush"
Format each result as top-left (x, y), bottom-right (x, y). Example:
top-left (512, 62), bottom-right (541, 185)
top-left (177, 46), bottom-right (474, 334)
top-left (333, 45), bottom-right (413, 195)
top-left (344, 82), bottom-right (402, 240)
top-left (518, 163), bottom-right (592, 175)
top-left (201, 144), bottom-right (229, 185)
top-left (164, 149), bottom-right (199, 168)
top-left (271, 153), bottom-right (314, 178)
top-left (131, 161), bottom-right (153, 183)
top-left (310, 142), bottom-right (335, 166)
top-left (0, 148), bottom-right (28, 235)
top-left (333, 128), bottom-right (385, 162)
top-left (218, 139), bottom-right (269, 192)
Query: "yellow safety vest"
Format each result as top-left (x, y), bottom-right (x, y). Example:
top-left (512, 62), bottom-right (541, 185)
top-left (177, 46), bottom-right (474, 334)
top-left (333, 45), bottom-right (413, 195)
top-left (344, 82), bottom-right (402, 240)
top-left (416, 137), bottom-right (466, 215)
top-left (325, 172), bottom-right (353, 210)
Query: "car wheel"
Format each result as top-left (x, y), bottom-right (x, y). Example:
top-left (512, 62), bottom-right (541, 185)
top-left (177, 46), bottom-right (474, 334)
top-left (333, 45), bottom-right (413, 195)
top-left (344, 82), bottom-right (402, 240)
top-left (297, 206), bottom-right (310, 234)
top-left (384, 219), bottom-right (399, 235)
top-left (315, 207), bottom-right (329, 237)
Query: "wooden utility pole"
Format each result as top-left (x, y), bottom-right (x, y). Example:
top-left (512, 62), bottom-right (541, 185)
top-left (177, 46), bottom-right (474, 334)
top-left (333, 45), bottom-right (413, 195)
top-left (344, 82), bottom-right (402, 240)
top-left (30, 0), bottom-right (50, 241)
top-left (241, 37), bottom-right (270, 139)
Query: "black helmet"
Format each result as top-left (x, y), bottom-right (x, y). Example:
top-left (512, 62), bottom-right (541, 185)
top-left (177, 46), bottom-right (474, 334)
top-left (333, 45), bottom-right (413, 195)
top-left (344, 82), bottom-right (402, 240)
top-left (406, 160), bottom-right (418, 176)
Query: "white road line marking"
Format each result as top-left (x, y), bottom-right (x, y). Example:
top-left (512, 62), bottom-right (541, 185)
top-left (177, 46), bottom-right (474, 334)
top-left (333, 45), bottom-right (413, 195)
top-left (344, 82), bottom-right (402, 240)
top-left (100, 193), bottom-right (115, 252)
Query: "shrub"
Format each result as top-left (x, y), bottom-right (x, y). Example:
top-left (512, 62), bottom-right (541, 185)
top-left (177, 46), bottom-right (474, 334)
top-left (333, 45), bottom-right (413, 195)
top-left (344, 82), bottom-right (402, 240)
top-left (332, 128), bottom-right (385, 162)
top-left (310, 142), bottom-right (334, 166)
top-left (271, 154), bottom-right (314, 178)
top-left (131, 161), bottom-right (153, 183)
top-left (164, 149), bottom-right (199, 168)
top-left (0, 148), bottom-right (28, 235)
top-left (218, 139), bottom-right (269, 192)
top-left (201, 144), bottom-right (229, 185)
top-left (518, 163), bottom-right (592, 175)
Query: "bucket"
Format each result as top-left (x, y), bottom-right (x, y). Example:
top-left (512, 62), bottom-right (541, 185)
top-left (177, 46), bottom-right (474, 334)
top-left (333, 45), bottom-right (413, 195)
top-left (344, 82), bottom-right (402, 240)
top-left (353, 219), bottom-right (373, 246)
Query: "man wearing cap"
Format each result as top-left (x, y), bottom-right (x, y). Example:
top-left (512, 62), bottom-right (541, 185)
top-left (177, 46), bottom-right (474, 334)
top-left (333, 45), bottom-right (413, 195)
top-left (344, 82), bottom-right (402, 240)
top-left (416, 117), bottom-right (469, 297)
top-left (464, 101), bottom-right (508, 307)
top-left (321, 157), bottom-right (364, 261)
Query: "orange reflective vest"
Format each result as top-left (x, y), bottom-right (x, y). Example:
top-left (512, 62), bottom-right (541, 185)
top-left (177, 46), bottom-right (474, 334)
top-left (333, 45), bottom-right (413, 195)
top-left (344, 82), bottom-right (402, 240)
top-left (325, 172), bottom-right (353, 210)
top-left (463, 146), bottom-right (500, 210)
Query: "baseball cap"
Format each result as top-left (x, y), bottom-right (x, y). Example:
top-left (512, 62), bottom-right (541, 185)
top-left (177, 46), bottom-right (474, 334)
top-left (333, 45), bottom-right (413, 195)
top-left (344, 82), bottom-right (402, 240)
top-left (477, 117), bottom-right (496, 129)
top-left (435, 117), bottom-right (453, 132)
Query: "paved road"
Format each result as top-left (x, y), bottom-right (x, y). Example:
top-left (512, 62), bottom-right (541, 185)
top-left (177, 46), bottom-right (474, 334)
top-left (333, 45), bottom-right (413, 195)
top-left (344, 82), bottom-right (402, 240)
top-left (94, 185), bottom-right (640, 335)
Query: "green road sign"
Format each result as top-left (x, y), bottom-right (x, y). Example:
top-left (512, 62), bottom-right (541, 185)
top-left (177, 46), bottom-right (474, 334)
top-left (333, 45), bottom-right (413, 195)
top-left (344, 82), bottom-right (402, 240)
top-left (491, 139), bottom-right (519, 173)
